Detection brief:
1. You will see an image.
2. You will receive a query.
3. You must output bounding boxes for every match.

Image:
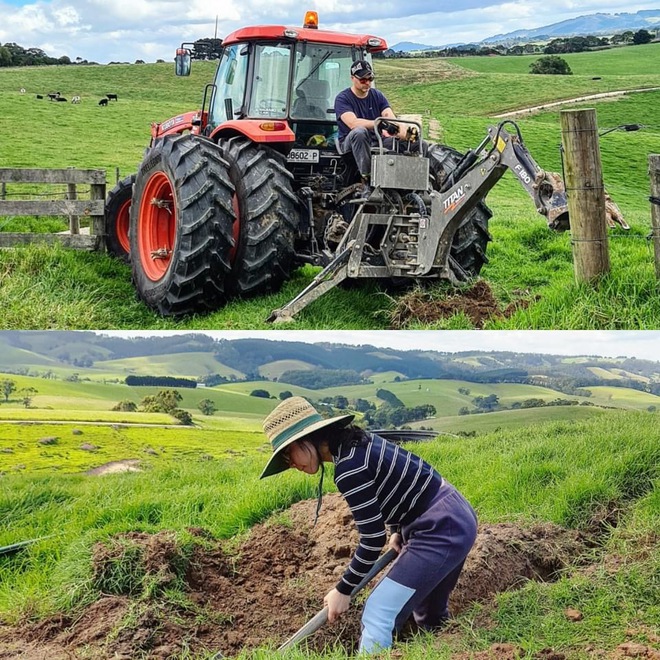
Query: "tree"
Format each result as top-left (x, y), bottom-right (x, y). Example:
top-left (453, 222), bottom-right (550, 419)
top-left (19, 387), bottom-right (37, 408)
top-left (633, 29), bottom-right (652, 45)
top-left (112, 400), bottom-right (137, 412)
top-left (0, 46), bottom-right (12, 67)
top-left (250, 389), bottom-right (271, 398)
top-left (279, 391), bottom-right (293, 400)
top-left (140, 389), bottom-right (182, 413)
top-left (530, 55), bottom-right (572, 75)
top-left (198, 398), bottom-right (217, 415)
top-left (1, 379), bottom-right (16, 402)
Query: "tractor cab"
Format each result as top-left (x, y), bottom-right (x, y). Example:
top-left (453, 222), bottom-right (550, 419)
top-left (175, 12), bottom-right (387, 151)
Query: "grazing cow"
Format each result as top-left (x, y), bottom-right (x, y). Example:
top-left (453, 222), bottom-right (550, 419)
top-left (71, 95), bottom-right (81, 104)
top-left (36, 94), bottom-right (44, 100)
top-left (47, 92), bottom-right (60, 101)
top-left (20, 88), bottom-right (26, 94)
top-left (106, 93), bottom-right (118, 101)
top-left (98, 98), bottom-right (108, 106)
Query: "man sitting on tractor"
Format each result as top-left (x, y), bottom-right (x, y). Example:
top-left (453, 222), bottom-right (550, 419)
top-left (334, 60), bottom-right (426, 197)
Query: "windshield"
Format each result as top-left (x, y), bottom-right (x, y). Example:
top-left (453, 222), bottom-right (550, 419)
top-left (290, 44), bottom-right (356, 121)
top-left (208, 41), bottom-right (369, 126)
top-left (247, 43), bottom-right (292, 118)
top-left (209, 43), bottom-right (249, 127)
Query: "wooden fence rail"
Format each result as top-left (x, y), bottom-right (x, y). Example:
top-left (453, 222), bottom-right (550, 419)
top-left (0, 168), bottom-right (106, 250)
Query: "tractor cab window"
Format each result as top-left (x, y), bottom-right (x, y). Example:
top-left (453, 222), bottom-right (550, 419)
top-left (210, 43), bottom-right (249, 126)
top-left (291, 44), bottom-right (353, 122)
top-left (247, 43), bottom-right (292, 118)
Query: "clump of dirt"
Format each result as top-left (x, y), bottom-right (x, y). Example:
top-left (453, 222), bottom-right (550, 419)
top-left (0, 494), bottom-right (590, 659)
top-left (389, 280), bottom-right (538, 329)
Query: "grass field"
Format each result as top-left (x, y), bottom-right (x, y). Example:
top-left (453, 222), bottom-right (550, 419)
top-left (0, 409), bottom-right (658, 658)
top-left (1, 45), bottom-right (660, 329)
top-left (2, 365), bottom-right (658, 476)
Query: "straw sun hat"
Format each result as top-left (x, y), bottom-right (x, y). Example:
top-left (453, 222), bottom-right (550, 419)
top-left (260, 396), bottom-right (354, 479)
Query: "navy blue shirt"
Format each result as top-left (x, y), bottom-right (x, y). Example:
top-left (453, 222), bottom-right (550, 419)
top-left (332, 433), bottom-right (442, 595)
top-left (334, 87), bottom-right (391, 143)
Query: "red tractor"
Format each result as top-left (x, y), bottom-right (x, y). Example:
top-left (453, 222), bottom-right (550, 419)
top-left (105, 12), bottom-right (576, 321)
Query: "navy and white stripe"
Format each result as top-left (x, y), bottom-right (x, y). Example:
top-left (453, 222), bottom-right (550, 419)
top-left (333, 433), bottom-right (442, 595)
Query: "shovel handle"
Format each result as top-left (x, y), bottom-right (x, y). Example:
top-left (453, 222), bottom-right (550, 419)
top-left (277, 548), bottom-right (398, 651)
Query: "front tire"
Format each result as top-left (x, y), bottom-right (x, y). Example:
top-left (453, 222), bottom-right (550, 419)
top-left (220, 137), bottom-right (298, 298)
top-left (104, 174), bottom-right (135, 263)
top-left (130, 135), bottom-right (236, 317)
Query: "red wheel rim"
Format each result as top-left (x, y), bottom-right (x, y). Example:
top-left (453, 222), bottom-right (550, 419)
top-left (116, 198), bottom-right (131, 254)
top-left (137, 172), bottom-right (176, 281)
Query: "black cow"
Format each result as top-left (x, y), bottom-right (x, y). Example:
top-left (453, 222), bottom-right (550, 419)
top-left (98, 98), bottom-right (108, 106)
top-left (106, 93), bottom-right (118, 101)
top-left (36, 94), bottom-right (44, 100)
top-left (55, 97), bottom-right (68, 102)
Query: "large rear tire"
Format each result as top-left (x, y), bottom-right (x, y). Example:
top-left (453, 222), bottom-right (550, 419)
top-left (428, 143), bottom-right (493, 279)
top-left (220, 137), bottom-right (298, 298)
top-left (130, 135), bottom-right (235, 316)
top-left (104, 174), bottom-right (135, 263)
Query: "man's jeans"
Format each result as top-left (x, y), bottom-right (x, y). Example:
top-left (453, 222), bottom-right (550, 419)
top-left (340, 126), bottom-right (425, 178)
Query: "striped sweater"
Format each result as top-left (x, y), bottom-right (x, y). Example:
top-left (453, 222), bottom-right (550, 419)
top-left (332, 433), bottom-right (442, 595)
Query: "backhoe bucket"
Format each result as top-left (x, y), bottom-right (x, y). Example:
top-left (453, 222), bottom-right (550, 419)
top-left (536, 171), bottom-right (569, 231)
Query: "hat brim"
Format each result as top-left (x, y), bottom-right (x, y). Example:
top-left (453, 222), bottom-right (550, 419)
top-left (260, 413), bottom-right (354, 479)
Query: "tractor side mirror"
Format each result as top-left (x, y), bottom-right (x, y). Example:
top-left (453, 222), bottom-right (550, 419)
top-left (175, 49), bottom-right (192, 76)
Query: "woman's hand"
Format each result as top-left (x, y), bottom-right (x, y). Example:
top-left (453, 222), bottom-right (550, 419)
top-left (389, 532), bottom-right (403, 553)
top-left (323, 588), bottom-right (351, 623)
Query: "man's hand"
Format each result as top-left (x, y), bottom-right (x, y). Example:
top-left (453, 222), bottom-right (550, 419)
top-left (389, 532), bottom-right (403, 554)
top-left (380, 120), bottom-right (399, 136)
top-left (324, 588), bottom-right (351, 623)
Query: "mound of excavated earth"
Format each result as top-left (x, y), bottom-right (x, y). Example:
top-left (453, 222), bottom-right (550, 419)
top-left (0, 494), bottom-right (591, 659)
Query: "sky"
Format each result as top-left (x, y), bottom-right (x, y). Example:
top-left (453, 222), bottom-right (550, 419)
top-left (99, 330), bottom-right (660, 363)
top-left (1, 0), bottom-right (659, 64)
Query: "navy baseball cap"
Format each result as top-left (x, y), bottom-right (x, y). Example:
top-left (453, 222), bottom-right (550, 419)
top-left (350, 60), bottom-right (374, 79)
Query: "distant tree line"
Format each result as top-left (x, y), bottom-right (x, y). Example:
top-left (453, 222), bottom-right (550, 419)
top-left (190, 38), bottom-right (223, 60)
top-left (458, 393), bottom-right (599, 415)
top-left (125, 375), bottom-right (197, 388)
top-left (278, 369), bottom-right (370, 390)
top-left (379, 28), bottom-right (656, 60)
top-left (364, 404), bottom-right (436, 428)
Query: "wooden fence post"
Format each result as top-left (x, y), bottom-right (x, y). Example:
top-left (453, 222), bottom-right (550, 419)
top-left (67, 182), bottom-right (80, 234)
top-left (649, 154), bottom-right (660, 280)
top-left (559, 108), bottom-right (610, 282)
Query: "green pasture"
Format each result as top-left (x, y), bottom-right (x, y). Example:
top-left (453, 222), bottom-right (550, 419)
top-left (95, 352), bottom-right (244, 380)
top-left (0, 419), bottom-right (264, 473)
top-left (414, 404), bottom-right (609, 433)
top-left (257, 359), bottom-right (316, 379)
top-left (446, 43), bottom-right (660, 76)
top-left (0, 409), bottom-right (657, 659)
top-left (1, 49), bottom-right (660, 329)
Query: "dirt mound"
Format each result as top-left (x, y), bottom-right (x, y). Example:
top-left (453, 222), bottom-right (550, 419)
top-left (0, 494), bottom-right (589, 659)
top-left (390, 280), bottom-right (537, 329)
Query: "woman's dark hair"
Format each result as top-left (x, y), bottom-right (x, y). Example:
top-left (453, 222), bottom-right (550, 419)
top-left (307, 423), bottom-right (367, 455)
top-left (334, 423), bottom-right (368, 451)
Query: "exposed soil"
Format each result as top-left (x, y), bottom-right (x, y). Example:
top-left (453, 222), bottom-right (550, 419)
top-left (390, 280), bottom-right (538, 329)
top-left (0, 494), bottom-right (593, 659)
top-left (84, 459), bottom-right (143, 475)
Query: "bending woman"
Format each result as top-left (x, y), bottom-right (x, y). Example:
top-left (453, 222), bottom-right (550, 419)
top-left (261, 396), bottom-right (478, 653)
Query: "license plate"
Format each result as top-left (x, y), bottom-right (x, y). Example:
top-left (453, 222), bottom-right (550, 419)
top-left (287, 149), bottom-right (319, 163)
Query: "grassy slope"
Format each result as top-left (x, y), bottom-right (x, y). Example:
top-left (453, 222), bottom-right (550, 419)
top-left (1, 48), bottom-right (660, 329)
top-left (0, 410), bottom-right (657, 659)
